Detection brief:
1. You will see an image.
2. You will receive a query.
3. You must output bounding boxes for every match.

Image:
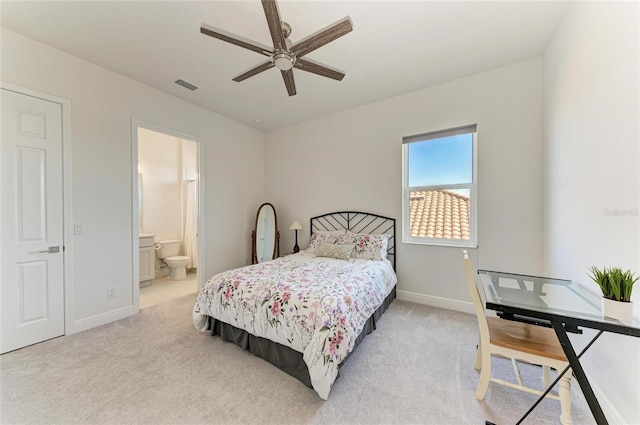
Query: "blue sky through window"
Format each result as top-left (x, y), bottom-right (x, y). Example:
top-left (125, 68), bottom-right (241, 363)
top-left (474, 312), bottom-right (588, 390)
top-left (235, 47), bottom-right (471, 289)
top-left (408, 133), bottom-right (472, 186)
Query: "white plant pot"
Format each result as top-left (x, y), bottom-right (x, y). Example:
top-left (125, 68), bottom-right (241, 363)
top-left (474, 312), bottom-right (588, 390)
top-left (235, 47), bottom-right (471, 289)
top-left (601, 297), bottom-right (633, 322)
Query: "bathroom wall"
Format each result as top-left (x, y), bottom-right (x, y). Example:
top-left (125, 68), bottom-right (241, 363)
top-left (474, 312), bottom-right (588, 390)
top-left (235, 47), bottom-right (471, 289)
top-left (138, 127), bottom-right (183, 242)
top-left (182, 139), bottom-right (198, 270)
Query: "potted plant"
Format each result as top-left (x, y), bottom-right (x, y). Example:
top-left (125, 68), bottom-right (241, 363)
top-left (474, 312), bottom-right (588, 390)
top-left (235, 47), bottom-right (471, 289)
top-left (588, 266), bottom-right (638, 321)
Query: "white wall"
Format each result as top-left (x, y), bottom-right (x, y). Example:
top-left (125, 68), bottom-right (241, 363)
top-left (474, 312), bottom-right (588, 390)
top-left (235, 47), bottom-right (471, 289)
top-left (138, 127), bottom-right (183, 242)
top-left (1, 28), bottom-right (266, 334)
top-left (266, 58), bottom-right (545, 309)
top-left (544, 2), bottom-right (640, 423)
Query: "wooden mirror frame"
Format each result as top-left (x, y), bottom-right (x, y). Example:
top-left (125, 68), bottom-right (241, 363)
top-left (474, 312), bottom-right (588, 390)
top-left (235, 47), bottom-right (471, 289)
top-left (251, 202), bottom-right (279, 264)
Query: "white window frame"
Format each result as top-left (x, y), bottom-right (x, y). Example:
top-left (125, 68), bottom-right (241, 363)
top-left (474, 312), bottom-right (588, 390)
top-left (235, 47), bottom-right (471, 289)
top-left (402, 124), bottom-right (478, 248)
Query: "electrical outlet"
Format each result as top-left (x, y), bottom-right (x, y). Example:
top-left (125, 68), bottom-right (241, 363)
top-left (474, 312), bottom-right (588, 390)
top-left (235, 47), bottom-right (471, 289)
top-left (107, 287), bottom-right (116, 299)
top-left (245, 258), bottom-right (249, 265)
top-left (74, 223), bottom-right (84, 235)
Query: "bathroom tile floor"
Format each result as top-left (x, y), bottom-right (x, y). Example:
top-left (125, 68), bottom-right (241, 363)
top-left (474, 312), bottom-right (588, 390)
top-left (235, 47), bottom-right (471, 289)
top-left (139, 271), bottom-right (199, 310)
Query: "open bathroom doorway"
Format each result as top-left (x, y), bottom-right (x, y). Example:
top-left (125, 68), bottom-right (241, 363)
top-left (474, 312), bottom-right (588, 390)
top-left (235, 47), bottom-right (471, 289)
top-left (132, 121), bottom-right (204, 310)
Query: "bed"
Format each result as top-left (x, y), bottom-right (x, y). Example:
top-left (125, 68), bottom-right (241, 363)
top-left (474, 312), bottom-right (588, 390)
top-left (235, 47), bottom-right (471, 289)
top-left (192, 211), bottom-right (397, 399)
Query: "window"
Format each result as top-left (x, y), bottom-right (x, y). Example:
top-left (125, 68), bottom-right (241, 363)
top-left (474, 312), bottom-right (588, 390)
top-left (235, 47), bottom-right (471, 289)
top-left (402, 124), bottom-right (477, 247)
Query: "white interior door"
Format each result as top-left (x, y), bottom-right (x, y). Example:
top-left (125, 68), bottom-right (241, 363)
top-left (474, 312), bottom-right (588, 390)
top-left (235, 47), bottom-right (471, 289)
top-left (1, 88), bottom-right (65, 354)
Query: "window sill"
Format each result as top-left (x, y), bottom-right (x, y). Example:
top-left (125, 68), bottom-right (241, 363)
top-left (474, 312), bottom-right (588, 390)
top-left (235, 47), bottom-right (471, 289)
top-left (402, 239), bottom-right (478, 249)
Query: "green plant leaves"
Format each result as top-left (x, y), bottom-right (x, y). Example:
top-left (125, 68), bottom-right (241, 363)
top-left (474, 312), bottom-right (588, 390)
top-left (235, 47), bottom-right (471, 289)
top-left (588, 266), bottom-right (638, 302)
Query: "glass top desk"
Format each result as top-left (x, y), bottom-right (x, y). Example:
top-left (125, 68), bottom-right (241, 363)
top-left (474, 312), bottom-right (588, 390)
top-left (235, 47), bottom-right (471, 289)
top-left (477, 269), bottom-right (640, 425)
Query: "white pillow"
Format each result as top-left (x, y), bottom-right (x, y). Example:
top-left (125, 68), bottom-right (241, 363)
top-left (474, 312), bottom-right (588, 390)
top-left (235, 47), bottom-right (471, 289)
top-left (315, 242), bottom-right (355, 261)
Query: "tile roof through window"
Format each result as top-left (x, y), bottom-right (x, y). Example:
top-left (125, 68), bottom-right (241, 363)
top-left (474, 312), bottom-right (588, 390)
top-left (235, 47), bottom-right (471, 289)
top-left (409, 190), bottom-right (470, 240)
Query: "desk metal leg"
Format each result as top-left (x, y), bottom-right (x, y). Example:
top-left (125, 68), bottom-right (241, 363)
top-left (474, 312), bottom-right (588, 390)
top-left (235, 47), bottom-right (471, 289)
top-left (551, 321), bottom-right (608, 425)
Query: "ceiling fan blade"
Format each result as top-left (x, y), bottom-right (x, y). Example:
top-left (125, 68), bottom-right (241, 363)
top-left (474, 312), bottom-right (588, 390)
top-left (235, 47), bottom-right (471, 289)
top-left (232, 60), bottom-right (275, 82)
top-left (201, 23), bottom-right (272, 56)
top-left (294, 58), bottom-right (345, 81)
top-left (291, 17), bottom-right (353, 58)
top-left (262, 0), bottom-right (287, 50)
top-left (281, 69), bottom-right (296, 96)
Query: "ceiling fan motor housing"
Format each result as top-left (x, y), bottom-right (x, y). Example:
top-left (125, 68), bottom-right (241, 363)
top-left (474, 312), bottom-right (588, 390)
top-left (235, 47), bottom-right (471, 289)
top-left (281, 21), bottom-right (292, 39)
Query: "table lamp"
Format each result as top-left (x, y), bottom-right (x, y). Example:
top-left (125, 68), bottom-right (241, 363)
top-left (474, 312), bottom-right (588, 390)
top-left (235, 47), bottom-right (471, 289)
top-left (289, 220), bottom-right (303, 253)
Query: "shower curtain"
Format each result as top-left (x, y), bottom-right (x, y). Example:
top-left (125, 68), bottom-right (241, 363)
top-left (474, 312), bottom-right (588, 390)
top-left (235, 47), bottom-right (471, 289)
top-left (183, 180), bottom-right (198, 269)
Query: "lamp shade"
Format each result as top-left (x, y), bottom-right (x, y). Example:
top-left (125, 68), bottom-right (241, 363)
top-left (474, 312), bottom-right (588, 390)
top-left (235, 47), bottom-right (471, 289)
top-left (289, 220), bottom-right (303, 230)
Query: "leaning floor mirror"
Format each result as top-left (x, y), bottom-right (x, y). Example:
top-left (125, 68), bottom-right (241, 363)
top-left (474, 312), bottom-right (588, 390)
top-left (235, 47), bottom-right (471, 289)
top-left (252, 202), bottom-right (279, 264)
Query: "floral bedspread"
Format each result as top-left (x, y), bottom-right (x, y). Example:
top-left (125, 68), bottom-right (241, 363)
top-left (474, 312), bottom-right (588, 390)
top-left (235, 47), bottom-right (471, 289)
top-left (192, 252), bottom-right (397, 399)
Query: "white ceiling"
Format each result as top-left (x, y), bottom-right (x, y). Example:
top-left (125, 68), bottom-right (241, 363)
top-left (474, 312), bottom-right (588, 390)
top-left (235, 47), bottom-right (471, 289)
top-left (1, 1), bottom-right (569, 131)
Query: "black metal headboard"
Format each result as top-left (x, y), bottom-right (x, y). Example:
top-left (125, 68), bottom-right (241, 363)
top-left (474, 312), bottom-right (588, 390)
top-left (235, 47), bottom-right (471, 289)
top-left (310, 211), bottom-right (396, 270)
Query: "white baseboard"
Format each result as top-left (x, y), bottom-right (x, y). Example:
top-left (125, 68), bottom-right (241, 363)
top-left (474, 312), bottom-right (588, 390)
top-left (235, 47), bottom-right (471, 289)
top-left (396, 289), bottom-right (475, 315)
top-left (66, 305), bottom-right (136, 335)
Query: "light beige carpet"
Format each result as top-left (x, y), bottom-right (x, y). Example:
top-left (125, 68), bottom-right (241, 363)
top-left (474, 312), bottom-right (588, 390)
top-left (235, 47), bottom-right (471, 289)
top-left (1, 294), bottom-right (596, 425)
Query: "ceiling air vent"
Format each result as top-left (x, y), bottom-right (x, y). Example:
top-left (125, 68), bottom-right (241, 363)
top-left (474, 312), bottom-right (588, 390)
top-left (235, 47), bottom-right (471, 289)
top-left (175, 79), bottom-right (198, 91)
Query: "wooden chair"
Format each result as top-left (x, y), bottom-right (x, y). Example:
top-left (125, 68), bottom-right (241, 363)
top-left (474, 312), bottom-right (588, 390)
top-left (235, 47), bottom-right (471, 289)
top-left (463, 250), bottom-right (573, 425)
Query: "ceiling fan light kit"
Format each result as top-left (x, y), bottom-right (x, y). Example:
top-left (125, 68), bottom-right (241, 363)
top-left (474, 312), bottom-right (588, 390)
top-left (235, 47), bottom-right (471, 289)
top-left (200, 0), bottom-right (352, 96)
top-left (272, 51), bottom-right (295, 71)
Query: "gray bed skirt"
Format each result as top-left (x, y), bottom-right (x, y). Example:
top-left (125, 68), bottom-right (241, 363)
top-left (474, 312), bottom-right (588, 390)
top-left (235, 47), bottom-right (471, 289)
top-left (207, 286), bottom-right (397, 389)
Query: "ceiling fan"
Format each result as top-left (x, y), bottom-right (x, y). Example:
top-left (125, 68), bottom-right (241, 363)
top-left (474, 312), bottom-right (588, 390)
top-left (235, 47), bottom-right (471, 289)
top-left (200, 0), bottom-right (353, 96)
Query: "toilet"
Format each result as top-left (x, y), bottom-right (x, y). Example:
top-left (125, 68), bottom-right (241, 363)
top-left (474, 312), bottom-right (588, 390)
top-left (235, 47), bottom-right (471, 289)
top-left (155, 240), bottom-right (190, 280)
